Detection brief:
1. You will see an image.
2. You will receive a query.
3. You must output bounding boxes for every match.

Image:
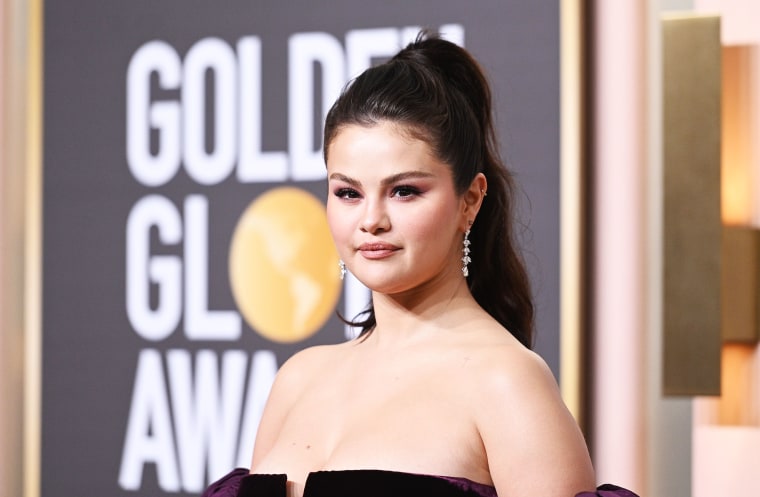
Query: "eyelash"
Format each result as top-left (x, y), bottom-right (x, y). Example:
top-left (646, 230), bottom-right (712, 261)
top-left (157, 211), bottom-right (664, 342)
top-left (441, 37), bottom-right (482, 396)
top-left (392, 185), bottom-right (421, 198)
top-left (334, 188), bottom-right (360, 199)
top-left (333, 185), bottom-right (422, 200)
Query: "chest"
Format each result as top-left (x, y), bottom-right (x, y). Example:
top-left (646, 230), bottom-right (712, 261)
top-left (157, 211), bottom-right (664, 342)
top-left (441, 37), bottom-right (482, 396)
top-left (260, 355), bottom-right (486, 481)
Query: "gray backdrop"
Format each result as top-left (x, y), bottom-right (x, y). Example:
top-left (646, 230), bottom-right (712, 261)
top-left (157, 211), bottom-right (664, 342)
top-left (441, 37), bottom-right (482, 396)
top-left (42, 2), bottom-right (559, 496)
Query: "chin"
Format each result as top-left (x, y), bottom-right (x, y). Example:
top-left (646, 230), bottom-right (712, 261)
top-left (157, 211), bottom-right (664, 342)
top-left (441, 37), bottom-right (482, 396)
top-left (364, 275), bottom-right (438, 298)
top-left (353, 271), bottom-right (411, 295)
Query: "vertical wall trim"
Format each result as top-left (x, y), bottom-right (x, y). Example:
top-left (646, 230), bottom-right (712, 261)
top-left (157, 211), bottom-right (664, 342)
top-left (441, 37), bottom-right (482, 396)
top-left (24, 0), bottom-right (42, 495)
top-left (560, 0), bottom-right (588, 427)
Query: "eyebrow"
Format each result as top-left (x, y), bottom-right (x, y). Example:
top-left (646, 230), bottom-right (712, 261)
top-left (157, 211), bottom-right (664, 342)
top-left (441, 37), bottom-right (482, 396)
top-left (328, 170), bottom-right (436, 187)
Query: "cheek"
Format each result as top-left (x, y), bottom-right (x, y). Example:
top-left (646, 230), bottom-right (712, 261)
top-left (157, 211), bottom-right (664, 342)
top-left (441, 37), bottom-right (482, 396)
top-left (404, 202), bottom-right (460, 245)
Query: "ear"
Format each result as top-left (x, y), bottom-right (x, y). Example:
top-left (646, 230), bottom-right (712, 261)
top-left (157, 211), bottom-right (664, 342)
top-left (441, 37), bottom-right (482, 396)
top-left (461, 173), bottom-right (487, 230)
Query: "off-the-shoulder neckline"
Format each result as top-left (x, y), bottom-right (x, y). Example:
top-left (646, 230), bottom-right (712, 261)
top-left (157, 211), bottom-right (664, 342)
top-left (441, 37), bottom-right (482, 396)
top-left (250, 468), bottom-right (495, 488)
top-left (304, 468), bottom-right (495, 489)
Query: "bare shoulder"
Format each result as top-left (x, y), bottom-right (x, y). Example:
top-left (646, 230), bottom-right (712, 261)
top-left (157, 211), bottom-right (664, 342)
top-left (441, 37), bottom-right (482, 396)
top-left (463, 339), bottom-right (566, 427)
top-left (471, 340), bottom-right (560, 400)
top-left (274, 342), bottom-right (346, 388)
top-left (261, 340), bottom-right (353, 410)
top-left (469, 339), bottom-right (595, 496)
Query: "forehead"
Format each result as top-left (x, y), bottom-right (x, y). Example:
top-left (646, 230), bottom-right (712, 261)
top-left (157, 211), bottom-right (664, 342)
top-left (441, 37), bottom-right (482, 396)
top-left (326, 122), bottom-right (442, 172)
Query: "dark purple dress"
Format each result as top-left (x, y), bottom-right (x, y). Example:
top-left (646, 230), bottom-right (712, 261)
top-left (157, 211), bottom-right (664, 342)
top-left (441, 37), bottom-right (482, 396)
top-left (201, 468), bottom-right (640, 497)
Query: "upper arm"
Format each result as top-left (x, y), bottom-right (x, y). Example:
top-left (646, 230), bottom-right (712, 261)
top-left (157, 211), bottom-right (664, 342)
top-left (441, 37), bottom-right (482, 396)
top-left (475, 350), bottom-right (595, 496)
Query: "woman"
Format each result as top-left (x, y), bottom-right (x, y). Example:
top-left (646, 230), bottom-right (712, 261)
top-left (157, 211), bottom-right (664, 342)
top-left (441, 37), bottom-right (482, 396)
top-left (205, 32), bottom-right (638, 497)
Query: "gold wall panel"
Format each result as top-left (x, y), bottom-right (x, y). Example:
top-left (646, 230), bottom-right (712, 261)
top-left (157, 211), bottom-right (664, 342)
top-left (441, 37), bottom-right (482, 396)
top-left (662, 15), bottom-right (722, 396)
top-left (722, 226), bottom-right (760, 343)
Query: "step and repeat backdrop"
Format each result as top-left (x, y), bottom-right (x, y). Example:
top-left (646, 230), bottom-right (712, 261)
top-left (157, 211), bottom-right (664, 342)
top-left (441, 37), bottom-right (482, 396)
top-left (42, 2), bottom-right (560, 496)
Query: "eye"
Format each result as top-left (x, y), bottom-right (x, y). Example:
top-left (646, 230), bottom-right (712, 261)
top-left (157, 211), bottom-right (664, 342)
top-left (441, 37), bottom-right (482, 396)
top-left (334, 187), bottom-right (361, 200)
top-left (392, 185), bottom-right (421, 199)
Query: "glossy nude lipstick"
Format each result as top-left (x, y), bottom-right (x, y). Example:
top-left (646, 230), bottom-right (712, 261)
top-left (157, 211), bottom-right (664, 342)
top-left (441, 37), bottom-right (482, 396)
top-left (357, 242), bottom-right (400, 260)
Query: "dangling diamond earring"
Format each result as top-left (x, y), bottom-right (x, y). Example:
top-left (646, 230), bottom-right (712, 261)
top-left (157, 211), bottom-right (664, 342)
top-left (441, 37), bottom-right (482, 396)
top-left (461, 228), bottom-right (472, 277)
top-left (339, 260), bottom-right (347, 280)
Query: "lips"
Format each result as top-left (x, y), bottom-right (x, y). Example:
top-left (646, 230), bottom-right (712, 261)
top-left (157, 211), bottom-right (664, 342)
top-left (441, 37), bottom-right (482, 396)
top-left (357, 242), bottom-right (400, 259)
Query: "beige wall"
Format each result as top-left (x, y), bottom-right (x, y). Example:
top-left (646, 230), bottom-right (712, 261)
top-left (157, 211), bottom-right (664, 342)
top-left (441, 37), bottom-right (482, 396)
top-left (1, 1), bottom-right (23, 495)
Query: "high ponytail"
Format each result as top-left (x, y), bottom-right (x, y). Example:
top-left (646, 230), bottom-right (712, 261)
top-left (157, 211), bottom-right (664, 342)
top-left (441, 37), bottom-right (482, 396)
top-left (324, 31), bottom-right (534, 348)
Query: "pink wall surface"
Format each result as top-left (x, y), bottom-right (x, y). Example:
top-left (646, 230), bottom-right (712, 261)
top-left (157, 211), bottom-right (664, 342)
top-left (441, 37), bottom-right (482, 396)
top-left (591, 0), bottom-right (647, 491)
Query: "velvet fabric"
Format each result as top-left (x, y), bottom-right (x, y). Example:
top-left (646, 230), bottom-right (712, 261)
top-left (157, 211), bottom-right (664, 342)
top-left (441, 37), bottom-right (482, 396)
top-left (201, 468), bottom-right (640, 497)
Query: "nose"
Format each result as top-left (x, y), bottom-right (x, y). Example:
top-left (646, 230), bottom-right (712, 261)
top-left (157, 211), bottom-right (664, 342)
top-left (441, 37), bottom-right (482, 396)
top-left (359, 198), bottom-right (390, 234)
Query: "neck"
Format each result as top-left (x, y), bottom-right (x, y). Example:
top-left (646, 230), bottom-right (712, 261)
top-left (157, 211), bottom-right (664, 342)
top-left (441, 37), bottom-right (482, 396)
top-left (367, 272), bottom-right (479, 346)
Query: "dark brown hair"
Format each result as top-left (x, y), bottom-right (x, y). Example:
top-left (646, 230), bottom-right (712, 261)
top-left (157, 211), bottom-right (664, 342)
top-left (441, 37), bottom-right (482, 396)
top-left (324, 31), bottom-right (534, 348)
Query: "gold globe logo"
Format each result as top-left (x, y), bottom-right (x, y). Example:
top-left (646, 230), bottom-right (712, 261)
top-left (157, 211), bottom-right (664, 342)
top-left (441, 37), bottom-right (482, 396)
top-left (228, 187), bottom-right (341, 343)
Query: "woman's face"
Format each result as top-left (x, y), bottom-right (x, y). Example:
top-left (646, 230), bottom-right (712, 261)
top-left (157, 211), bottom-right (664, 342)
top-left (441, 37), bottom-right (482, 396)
top-left (325, 121), bottom-right (468, 295)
